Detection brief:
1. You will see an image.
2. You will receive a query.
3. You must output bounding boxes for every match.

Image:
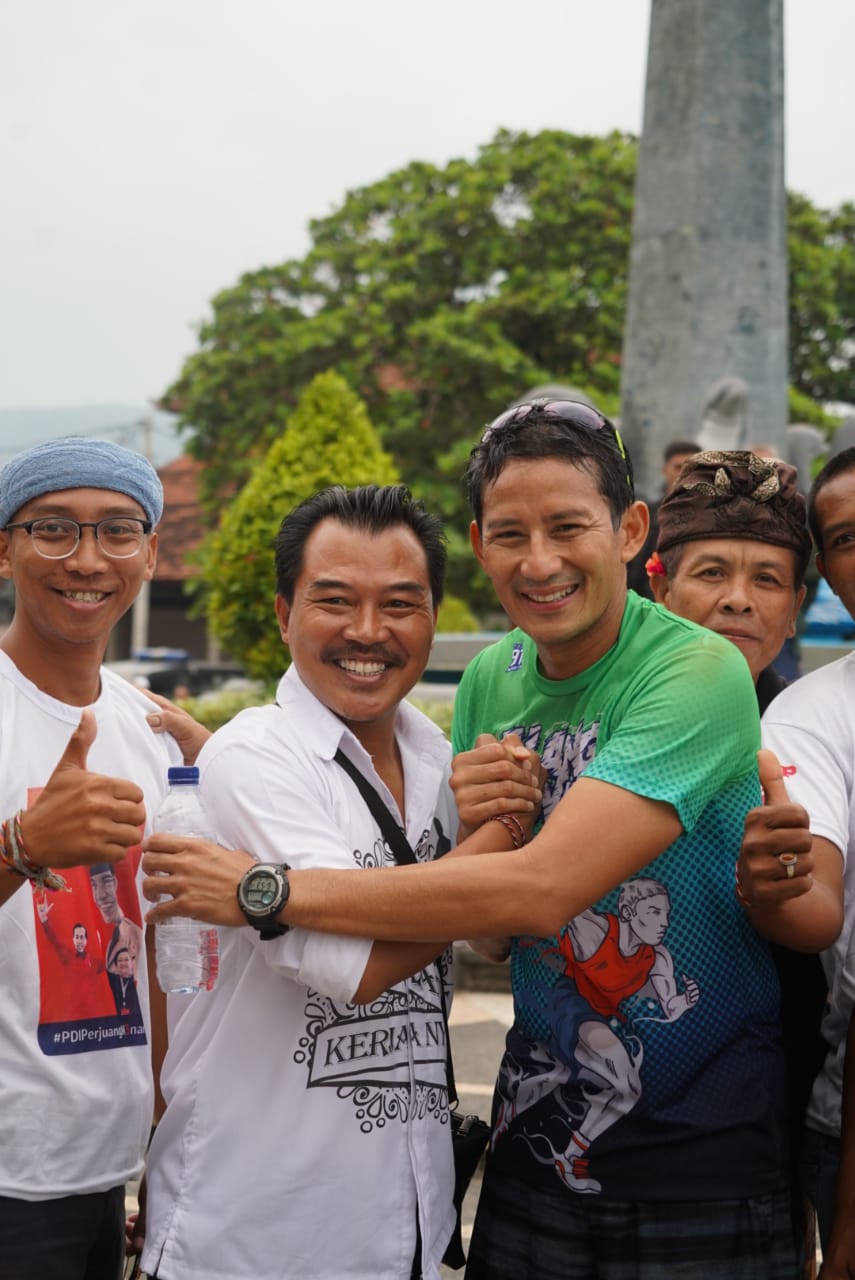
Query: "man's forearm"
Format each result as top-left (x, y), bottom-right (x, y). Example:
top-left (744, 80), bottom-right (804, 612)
top-left (278, 780), bottom-right (680, 942)
top-left (741, 877), bottom-right (843, 951)
top-left (353, 940), bottom-right (451, 1004)
top-left (143, 779), bottom-right (682, 943)
top-left (283, 845), bottom-right (547, 940)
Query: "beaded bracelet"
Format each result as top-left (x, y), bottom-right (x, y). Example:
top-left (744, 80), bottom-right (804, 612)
top-left (488, 813), bottom-right (527, 850)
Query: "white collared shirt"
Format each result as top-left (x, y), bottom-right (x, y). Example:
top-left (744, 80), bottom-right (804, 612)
top-left (144, 667), bottom-right (457, 1280)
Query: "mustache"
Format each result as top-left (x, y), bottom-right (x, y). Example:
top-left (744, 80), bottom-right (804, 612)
top-left (324, 645), bottom-right (403, 667)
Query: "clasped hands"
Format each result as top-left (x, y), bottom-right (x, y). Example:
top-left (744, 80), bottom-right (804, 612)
top-left (450, 732), bottom-right (546, 844)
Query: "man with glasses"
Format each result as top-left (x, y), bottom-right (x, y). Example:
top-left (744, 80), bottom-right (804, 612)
top-left (0, 437), bottom-right (192, 1280)
top-left (146, 402), bottom-right (803, 1277)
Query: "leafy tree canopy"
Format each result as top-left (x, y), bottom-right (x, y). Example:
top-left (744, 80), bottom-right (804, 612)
top-left (166, 129), bottom-right (633, 598)
top-left (167, 129), bottom-right (854, 605)
top-left (787, 193), bottom-right (855, 405)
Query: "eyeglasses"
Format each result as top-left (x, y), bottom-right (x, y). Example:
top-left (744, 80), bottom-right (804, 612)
top-left (3, 517), bottom-right (153, 560)
top-left (480, 399), bottom-right (631, 486)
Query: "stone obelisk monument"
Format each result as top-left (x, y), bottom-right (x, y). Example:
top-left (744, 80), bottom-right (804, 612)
top-left (619, 0), bottom-right (787, 497)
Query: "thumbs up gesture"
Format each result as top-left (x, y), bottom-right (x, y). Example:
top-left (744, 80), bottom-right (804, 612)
top-left (737, 749), bottom-right (814, 908)
top-left (757, 748), bottom-right (797, 809)
top-left (18, 711), bottom-right (147, 871)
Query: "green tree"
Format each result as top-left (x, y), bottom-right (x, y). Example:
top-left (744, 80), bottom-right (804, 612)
top-left (788, 194), bottom-right (855, 404)
top-left (198, 371), bottom-right (399, 682)
top-left (166, 129), bottom-right (853, 608)
top-left (165, 128), bottom-right (636, 600)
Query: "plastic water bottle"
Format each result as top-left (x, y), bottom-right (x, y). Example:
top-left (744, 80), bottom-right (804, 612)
top-left (154, 766), bottom-right (220, 994)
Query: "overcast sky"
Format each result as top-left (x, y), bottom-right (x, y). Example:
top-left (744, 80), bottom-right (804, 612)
top-left (1, 0), bottom-right (851, 413)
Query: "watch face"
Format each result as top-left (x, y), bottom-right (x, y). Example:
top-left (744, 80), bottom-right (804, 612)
top-left (238, 863), bottom-right (290, 933)
top-left (244, 869), bottom-right (282, 914)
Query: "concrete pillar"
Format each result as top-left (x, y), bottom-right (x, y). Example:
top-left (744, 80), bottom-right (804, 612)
top-left (619, 0), bottom-right (788, 498)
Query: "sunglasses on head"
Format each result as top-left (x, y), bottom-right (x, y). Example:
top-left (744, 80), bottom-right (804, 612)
top-left (480, 400), bottom-right (632, 487)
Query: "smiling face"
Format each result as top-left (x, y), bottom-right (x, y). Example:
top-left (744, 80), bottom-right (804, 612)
top-left (653, 538), bottom-right (805, 682)
top-left (0, 487), bottom-right (157, 693)
top-left (815, 471), bottom-right (855, 623)
top-left (471, 458), bottom-right (647, 680)
top-left (72, 925), bottom-right (88, 955)
top-left (275, 518), bottom-right (437, 754)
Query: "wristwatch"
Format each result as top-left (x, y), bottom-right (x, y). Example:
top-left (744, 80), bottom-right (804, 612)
top-left (237, 862), bottom-right (291, 939)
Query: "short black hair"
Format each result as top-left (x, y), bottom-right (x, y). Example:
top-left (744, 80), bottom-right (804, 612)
top-left (275, 484), bottom-right (447, 606)
top-left (664, 440), bottom-right (699, 462)
top-left (88, 863), bottom-right (116, 880)
top-left (808, 447), bottom-right (855, 555)
top-left (465, 404), bottom-right (634, 530)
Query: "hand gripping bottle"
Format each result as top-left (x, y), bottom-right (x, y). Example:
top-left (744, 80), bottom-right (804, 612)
top-left (154, 766), bottom-right (219, 994)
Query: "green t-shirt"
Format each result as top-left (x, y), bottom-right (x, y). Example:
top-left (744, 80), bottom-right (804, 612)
top-left (452, 592), bottom-right (786, 1201)
top-left (454, 590), bottom-right (758, 831)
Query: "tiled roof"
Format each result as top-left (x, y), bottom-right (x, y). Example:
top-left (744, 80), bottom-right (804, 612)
top-left (154, 455), bottom-right (206, 581)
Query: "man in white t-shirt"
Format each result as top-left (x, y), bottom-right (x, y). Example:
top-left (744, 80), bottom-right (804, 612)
top-left (138, 484), bottom-right (542, 1280)
top-left (749, 445), bottom-right (855, 1273)
top-left (0, 437), bottom-right (199, 1280)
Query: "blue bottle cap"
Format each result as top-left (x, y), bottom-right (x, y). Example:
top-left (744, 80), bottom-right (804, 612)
top-left (167, 766), bottom-right (201, 784)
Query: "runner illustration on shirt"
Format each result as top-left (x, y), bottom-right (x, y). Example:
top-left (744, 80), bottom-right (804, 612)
top-left (494, 877), bottom-right (700, 1195)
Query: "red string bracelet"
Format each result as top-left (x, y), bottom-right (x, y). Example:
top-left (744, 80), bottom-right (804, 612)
top-left (488, 813), bottom-right (527, 849)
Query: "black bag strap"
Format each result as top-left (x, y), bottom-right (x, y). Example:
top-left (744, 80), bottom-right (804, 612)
top-left (334, 748), bottom-right (416, 864)
top-left (334, 747), bottom-right (458, 1105)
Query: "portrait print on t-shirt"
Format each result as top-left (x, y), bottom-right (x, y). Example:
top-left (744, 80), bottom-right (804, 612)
top-left (28, 789), bottom-right (147, 1056)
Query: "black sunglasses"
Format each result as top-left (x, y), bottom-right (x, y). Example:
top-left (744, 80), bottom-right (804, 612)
top-left (480, 399), bottom-right (631, 487)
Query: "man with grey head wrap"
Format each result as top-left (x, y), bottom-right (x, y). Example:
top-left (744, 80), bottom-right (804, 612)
top-left (0, 436), bottom-right (194, 1280)
top-left (0, 436), bottom-right (165, 529)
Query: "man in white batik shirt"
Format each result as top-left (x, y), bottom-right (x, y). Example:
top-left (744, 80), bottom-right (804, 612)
top-left (141, 484), bottom-right (542, 1280)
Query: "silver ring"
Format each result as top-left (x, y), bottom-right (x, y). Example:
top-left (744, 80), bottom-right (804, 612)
top-left (779, 852), bottom-right (797, 879)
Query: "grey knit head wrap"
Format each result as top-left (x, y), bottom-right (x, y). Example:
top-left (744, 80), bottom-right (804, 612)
top-left (0, 437), bottom-right (163, 527)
